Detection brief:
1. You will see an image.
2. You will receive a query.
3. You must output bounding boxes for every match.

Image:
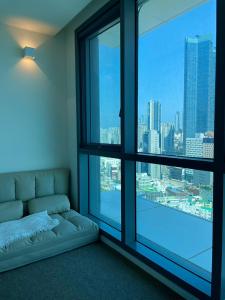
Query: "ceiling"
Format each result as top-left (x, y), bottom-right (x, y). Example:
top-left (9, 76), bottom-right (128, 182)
top-left (0, 0), bottom-right (92, 35)
top-left (139, 0), bottom-right (206, 36)
top-left (98, 0), bottom-right (207, 48)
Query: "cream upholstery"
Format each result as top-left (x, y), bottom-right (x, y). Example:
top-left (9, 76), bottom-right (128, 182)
top-left (0, 209), bottom-right (99, 272)
top-left (28, 195), bottom-right (70, 215)
top-left (0, 168), bottom-right (69, 204)
top-left (0, 169), bottom-right (99, 272)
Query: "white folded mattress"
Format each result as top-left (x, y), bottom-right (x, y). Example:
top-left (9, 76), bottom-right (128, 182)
top-left (0, 209), bottom-right (99, 273)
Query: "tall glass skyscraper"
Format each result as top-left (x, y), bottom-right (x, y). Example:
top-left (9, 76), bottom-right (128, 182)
top-left (183, 35), bottom-right (216, 144)
top-left (147, 100), bottom-right (161, 132)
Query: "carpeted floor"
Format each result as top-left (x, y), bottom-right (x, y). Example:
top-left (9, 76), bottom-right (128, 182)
top-left (0, 242), bottom-right (183, 300)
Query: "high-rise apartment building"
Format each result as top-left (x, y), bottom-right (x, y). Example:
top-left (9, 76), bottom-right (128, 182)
top-left (138, 123), bottom-right (148, 150)
top-left (147, 129), bottom-right (161, 178)
top-left (185, 136), bottom-right (213, 185)
top-left (203, 137), bottom-right (214, 159)
top-left (186, 137), bottom-right (203, 158)
top-left (175, 111), bottom-right (181, 132)
top-left (161, 123), bottom-right (175, 155)
top-left (148, 100), bottom-right (161, 132)
top-left (185, 137), bottom-right (202, 181)
top-left (148, 129), bottom-right (160, 155)
top-left (141, 132), bottom-right (149, 173)
top-left (183, 35), bottom-right (216, 144)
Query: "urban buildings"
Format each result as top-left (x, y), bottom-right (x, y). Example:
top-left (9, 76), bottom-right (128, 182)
top-left (161, 123), bottom-right (175, 155)
top-left (147, 100), bottom-right (161, 131)
top-left (183, 35), bottom-right (216, 143)
top-left (100, 34), bottom-right (215, 222)
top-left (174, 111), bottom-right (181, 132)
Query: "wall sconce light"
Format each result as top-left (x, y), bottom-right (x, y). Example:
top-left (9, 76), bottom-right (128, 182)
top-left (23, 46), bottom-right (35, 60)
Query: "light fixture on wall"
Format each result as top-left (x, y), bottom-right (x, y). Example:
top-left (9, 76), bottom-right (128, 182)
top-left (23, 46), bottom-right (35, 60)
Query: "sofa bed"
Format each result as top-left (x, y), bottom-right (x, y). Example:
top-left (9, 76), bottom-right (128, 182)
top-left (0, 168), bottom-right (99, 273)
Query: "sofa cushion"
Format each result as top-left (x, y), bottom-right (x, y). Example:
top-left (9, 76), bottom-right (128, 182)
top-left (0, 214), bottom-right (82, 257)
top-left (28, 195), bottom-right (70, 215)
top-left (30, 230), bottom-right (56, 243)
top-left (61, 210), bottom-right (99, 234)
top-left (54, 170), bottom-right (69, 195)
top-left (36, 174), bottom-right (54, 197)
top-left (0, 209), bottom-right (99, 273)
top-left (50, 214), bottom-right (78, 237)
top-left (0, 200), bottom-right (23, 223)
top-left (15, 174), bottom-right (35, 201)
top-left (0, 236), bottom-right (32, 255)
top-left (0, 211), bottom-right (59, 249)
top-left (0, 176), bottom-right (15, 203)
top-left (0, 210), bottom-right (98, 257)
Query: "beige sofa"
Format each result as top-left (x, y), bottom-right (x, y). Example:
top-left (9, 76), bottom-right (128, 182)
top-left (0, 168), bottom-right (99, 272)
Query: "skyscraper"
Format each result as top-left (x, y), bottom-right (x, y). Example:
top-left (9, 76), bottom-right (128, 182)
top-left (148, 129), bottom-right (160, 155)
top-left (186, 137), bottom-right (203, 158)
top-left (148, 100), bottom-right (161, 132)
top-left (175, 111), bottom-right (181, 132)
top-left (203, 137), bottom-right (214, 159)
top-left (185, 136), bottom-right (203, 182)
top-left (183, 35), bottom-right (216, 144)
top-left (161, 123), bottom-right (175, 155)
top-left (147, 129), bottom-right (161, 179)
top-left (141, 132), bottom-right (149, 173)
top-left (185, 136), bottom-right (213, 185)
top-left (138, 122), bottom-right (147, 150)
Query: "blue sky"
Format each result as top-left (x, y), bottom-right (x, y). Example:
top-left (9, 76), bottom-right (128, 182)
top-left (98, 0), bottom-right (216, 128)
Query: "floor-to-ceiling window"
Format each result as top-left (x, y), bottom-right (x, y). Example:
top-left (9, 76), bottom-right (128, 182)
top-left (137, 0), bottom-right (215, 282)
top-left (76, 0), bottom-right (225, 299)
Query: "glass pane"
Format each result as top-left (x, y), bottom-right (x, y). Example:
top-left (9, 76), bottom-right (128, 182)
top-left (89, 22), bottom-right (120, 144)
top-left (138, 0), bottom-right (216, 158)
top-left (89, 156), bottom-right (121, 230)
top-left (136, 162), bottom-right (213, 278)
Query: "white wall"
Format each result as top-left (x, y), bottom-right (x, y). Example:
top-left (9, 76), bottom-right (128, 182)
top-left (0, 1), bottom-right (107, 207)
top-left (64, 0), bottom-right (109, 209)
top-left (0, 23), bottom-right (68, 173)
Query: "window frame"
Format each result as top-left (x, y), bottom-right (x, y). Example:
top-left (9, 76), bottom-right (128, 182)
top-left (75, 0), bottom-right (225, 299)
top-left (76, 2), bottom-right (121, 150)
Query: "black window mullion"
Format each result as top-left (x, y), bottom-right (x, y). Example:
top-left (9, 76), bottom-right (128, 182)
top-left (77, 38), bottom-right (87, 146)
top-left (77, 1), bottom-right (120, 148)
top-left (79, 146), bottom-right (122, 159)
top-left (126, 153), bottom-right (214, 172)
top-left (85, 39), bottom-right (91, 144)
top-left (121, 0), bottom-right (136, 245)
top-left (76, 1), bottom-right (120, 41)
top-left (211, 0), bottom-right (225, 299)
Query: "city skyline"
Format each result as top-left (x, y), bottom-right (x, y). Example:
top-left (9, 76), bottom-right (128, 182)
top-left (101, 32), bottom-right (216, 162)
top-left (89, 0), bottom-right (216, 277)
top-left (138, 0), bottom-right (216, 125)
top-left (100, 26), bottom-right (215, 224)
top-left (98, 0), bottom-right (216, 129)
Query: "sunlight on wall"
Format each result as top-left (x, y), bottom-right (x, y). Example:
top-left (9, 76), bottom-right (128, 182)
top-left (17, 58), bottom-right (39, 73)
top-left (4, 17), bottom-right (57, 36)
top-left (4, 24), bottom-right (48, 76)
top-left (6, 22), bottom-right (49, 49)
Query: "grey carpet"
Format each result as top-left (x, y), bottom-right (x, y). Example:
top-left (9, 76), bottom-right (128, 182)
top-left (0, 242), bottom-right (183, 300)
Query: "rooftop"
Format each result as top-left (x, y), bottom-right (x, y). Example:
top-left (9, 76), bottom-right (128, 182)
top-left (100, 193), bottom-right (212, 280)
